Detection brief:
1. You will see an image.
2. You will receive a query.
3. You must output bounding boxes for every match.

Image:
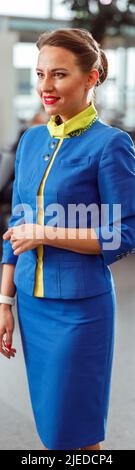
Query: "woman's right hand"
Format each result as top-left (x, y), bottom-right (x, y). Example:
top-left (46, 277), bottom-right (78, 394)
top-left (0, 305), bottom-right (16, 359)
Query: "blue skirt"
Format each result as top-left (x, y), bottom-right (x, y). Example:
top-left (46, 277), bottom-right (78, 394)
top-left (16, 286), bottom-right (116, 450)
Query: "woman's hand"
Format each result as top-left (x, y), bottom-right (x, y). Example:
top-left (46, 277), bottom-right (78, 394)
top-left (0, 305), bottom-right (16, 359)
top-left (3, 224), bottom-right (45, 255)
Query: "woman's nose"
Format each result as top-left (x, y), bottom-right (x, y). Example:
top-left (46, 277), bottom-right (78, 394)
top-left (40, 76), bottom-right (54, 92)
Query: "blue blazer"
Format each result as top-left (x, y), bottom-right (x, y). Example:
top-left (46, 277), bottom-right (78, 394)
top-left (1, 118), bottom-right (135, 298)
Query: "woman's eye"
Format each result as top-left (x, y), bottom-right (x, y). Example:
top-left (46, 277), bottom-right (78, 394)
top-left (37, 72), bottom-right (43, 78)
top-left (54, 73), bottom-right (65, 77)
top-left (36, 72), bottom-right (65, 78)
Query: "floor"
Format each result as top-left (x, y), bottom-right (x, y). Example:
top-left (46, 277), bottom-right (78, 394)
top-left (0, 256), bottom-right (135, 450)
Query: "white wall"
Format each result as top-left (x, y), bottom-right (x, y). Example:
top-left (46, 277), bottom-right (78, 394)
top-left (0, 31), bottom-right (18, 148)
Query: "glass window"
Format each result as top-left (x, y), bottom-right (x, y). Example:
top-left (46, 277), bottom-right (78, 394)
top-left (16, 68), bottom-right (31, 95)
top-left (52, 0), bottom-right (75, 19)
top-left (13, 43), bottom-right (38, 68)
top-left (0, 0), bottom-right (50, 18)
top-left (127, 48), bottom-right (135, 89)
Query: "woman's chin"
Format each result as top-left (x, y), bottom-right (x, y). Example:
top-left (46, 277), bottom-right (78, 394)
top-left (43, 104), bottom-right (61, 115)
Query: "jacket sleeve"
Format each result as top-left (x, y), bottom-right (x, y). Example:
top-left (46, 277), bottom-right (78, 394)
top-left (94, 130), bottom-right (135, 265)
top-left (0, 128), bottom-right (30, 265)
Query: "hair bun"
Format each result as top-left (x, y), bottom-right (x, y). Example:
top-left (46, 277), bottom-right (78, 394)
top-left (96, 49), bottom-right (108, 87)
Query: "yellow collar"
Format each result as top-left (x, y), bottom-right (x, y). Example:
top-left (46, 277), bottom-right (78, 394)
top-left (47, 101), bottom-right (98, 138)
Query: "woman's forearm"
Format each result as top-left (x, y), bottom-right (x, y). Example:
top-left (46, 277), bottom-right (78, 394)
top-left (0, 264), bottom-right (16, 297)
top-left (43, 226), bottom-right (101, 255)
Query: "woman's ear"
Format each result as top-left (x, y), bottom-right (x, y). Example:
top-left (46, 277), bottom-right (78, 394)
top-left (86, 69), bottom-right (99, 89)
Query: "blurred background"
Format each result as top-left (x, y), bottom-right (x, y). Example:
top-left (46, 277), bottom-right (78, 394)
top-left (0, 0), bottom-right (135, 450)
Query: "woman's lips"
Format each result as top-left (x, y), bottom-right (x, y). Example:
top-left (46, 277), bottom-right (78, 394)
top-left (43, 97), bottom-right (60, 105)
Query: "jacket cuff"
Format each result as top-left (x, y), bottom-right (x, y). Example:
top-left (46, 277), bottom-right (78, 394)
top-left (94, 224), bottom-right (135, 266)
top-left (0, 240), bottom-right (18, 265)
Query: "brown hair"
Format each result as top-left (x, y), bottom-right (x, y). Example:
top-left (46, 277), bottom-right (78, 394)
top-left (36, 28), bottom-right (108, 87)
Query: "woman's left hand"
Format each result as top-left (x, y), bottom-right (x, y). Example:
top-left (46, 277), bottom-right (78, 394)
top-left (3, 224), bottom-right (45, 255)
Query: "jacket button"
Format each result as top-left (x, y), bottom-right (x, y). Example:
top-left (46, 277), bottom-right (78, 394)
top-left (50, 141), bottom-right (55, 149)
top-left (44, 154), bottom-right (50, 161)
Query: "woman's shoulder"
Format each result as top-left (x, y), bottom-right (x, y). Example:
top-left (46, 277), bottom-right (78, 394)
top-left (95, 119), bottom-right (135, 172)
top-left (18, 125), bottom-right (49, 151)
top-left (95, 117), bottom-right (125, 136)
top-left (95, 117), bottom-right (134, 149)
top-left (21, 124), bottom-right (48, 139)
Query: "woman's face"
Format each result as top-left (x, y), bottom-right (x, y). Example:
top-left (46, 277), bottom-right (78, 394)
top-left (36, 45), bottom-right (98, 122)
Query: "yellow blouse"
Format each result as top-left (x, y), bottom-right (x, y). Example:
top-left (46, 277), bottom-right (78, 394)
top-left (34, 101), bottom-right (97, 297)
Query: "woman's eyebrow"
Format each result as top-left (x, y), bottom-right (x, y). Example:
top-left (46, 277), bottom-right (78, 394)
top-left (36, 67), bottom-right (68, 72)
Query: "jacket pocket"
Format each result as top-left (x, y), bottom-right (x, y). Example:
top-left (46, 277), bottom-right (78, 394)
top-left (59, 156), bottom-right (91, 166)
top-left (59, 261), bottom-right (85, 298)
top-left (57, 189), bottom-right (92, 205)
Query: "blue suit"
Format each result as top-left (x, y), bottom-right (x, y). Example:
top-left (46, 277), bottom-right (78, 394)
top-left (2, 115), bottom-right (135, 449)
top-left (1, 118), bottom-right (135, 299)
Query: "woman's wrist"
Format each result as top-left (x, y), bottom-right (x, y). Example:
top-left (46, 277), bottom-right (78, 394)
top-left (0, 303), bottom-right (12, 312)
top-left (0, 294), bottom-right (16, 306)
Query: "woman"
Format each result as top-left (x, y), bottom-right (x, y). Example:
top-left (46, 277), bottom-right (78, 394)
top-left (0, 28), bottom-right (135, 451)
